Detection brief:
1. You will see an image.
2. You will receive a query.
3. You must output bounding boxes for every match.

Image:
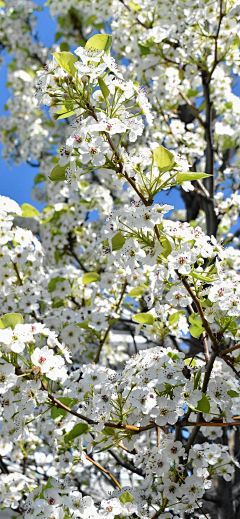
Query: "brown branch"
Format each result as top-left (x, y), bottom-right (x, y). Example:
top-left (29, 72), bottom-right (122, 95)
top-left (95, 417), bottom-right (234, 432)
top-left (178, 274), bottom-right (219, 351)
top-left (93, 279), bottom-right (128, 364)
top-left (179, 92), bottom-right (205, 127)
top-left (117, 442), bottom-right (138, 454)
top-left (221, 343), bottom-right (240, 356)
top-left (119, 0), bottom-right (151, 29)
top-left (108, 449), bottom-right (144, 477)
top-left (12, 262), bottom-right (23, 285)
top-left (185, 347), bottom-right (219, 452)
top-left (208, 0), bottom-right (224, 80)
top-left (85, 453), bottom-right (121, 489)
top-left (66, 231), bottom-right (89, 272)
top-left (183, 421), bottom-right (240, 427)
top-left (47, 390), bottom-right (158, 432)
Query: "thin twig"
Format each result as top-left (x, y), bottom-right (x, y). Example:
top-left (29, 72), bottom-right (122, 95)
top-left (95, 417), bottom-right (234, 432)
top-left (85, 453), bottom-right (122, 489)
top-left (93, 279), bottom-right (128, 364)
top-left (179, 92), bottom-right (205, 127)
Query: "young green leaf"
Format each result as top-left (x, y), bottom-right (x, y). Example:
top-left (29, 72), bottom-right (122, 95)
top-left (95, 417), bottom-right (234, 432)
top-left (82, 272), bottom-right (100, 284)
top-left (64, 423), bottom-right (89, 443)
top-left (76, 321), bottom-right (90, 329)
top-left (189, 313), bottom-right (204, 339)
top-left (111, 233), bottom-right (126, 251)
top-left (34, 173), bottom-right (46, 185)
top-left (48, 277), bottom-right (65, 293)
top-left (159, 235), bottom-right (172, 258)
top-left (168, 312), bottom-right (180, 325)
top-left (176, 172), bottom-right (211, 183)
top-left (55, 106), bottom-right (75, 120)
top-left (98, 77), bottom-right (110, 99)
top-left (128, 287), bottom-right (145, 298)
top-left (50, 164), bottom-right (68, 182)
top-left (51, 398), bottom-right (77, 422)
top-left (119, 492), bottom-right (134, 504)
top-left (52, 51), bottom-right (77, 75)
top-left (85, 34), bottom-right (112, 53)
top-left (196, 392), bottom-right (210, 414)
top-left (132, 313), bottom-right (155, 325)
top-left (189, 271), bottom-right (216, 283)
top-left (153, 145), bottom-right (175, 173)
top-left (0, 313), bottom-right (23, 330)
top-left (227, 390), bottom-right (239, 398)
top-left (20, 203), bottom-right (41, 217)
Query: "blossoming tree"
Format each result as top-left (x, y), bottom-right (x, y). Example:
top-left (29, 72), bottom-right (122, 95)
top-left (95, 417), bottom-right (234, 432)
top-left (1, 1), bottom-right (240, 519)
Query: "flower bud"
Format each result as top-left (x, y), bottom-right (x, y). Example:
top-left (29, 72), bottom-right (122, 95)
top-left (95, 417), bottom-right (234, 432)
top-left (81, 75), bottom-right (89, 84)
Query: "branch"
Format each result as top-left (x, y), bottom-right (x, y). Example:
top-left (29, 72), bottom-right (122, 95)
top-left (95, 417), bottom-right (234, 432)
top-left (179, 92), bottom-right (205, 127)
top-left (185, 347), bottom-right (219, 452)
top-left (208, 0), bottom-right (224, 80)
top-left (108, 449), bottom-right (144, 477)
top-left (178, 274), bottom-right (219, 351)
top-left (119, 0), bottom-right (151, 29)
top-left (93, 279), bottom-right (128, 364)
top-left (85, 453), bottom-right (121, 489)
top-left (66, 231), bottom-right (89, 272)
top-left (47, 390), bottom-right (159, 432)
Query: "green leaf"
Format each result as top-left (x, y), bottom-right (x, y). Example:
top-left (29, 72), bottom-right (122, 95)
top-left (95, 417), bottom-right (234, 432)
top-left (128, 287), bottom-right (145, 298)
top-left (55, 105), bottom-right (75, 120)
top-left (98, 76), bottom-right (110, 99)
top-left (82, 272), bottom-right (100, 284)
top-left (132, 313), bottom-right (155, 325)
top-left (60, 42), bottom-right (70, 52)
top-left (186, 88), bottom-right (198, 98)
top-left (168, 312), bottom-right (180, 325)
top-left (51, 397), bottom-right (77, 422)
top-left (102, 426), bottom-right (116, 436)
top-left (227, 390), bottom-right (239, 398)
top-left (85, 34), bottom-right (112, 54)
top-left (153, 145), bottom-right (175, 173)
top-left (176, 172), bottom-right (211, 183)
top-left (119, 492), bottom-right (134, 505)
top-left (189, 313), bottom-right (204, 339)
top-left (112, 233), bottom-right (126, 251)
top-left (34, 173), bottom-right (46, 184)
top-left (0, 313), bottom-right (23, 330)
top-left (50, 164), bottom-right (68, 182)
top-left (64, 423), bottom-right (89, 443)
top-left (0, 0), bottom-right (6, 6)
top-left (200, 298), bottom-right (212, 308)
top-left (224, 319), bottom-right (238, 337)
top-left (85, 14), bottom-right (97, 26)
top-left (138, 43), bottom-right (151, 56)
top-left (159, 235), bottom-right (172, 258)
top-left (20, 203), bottom-right (41, 217)
top-left (193, 368), bottom-right (202, 390)
top-left (196, 392), bottom-right (210, 414)
top-left (55, 31), bottom-right (63, 42)
top-left (25, 66), bottom-right (36, 78)
top-left (76, 321), bottom-right (90, 329)
top-left (167, 351), bottom-right (180, 360)
top-left (222, 136), bottom-right (238, 150)
top-left (128, 1), bottom-right (141, 10)
top-left (52, 51), bottom-right (77, 75)
top-left (189, 271), bottom-right (216, 283)
top-left (48, 277), bottom-right (65, 293)
top-left (232, 34), bottom-right (240, 50)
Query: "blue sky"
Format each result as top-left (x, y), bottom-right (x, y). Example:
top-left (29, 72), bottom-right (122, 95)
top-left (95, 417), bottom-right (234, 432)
top-left (0, 3), bottom-right (239, 218)
top-left (0, 0), bottom-right (57, 211)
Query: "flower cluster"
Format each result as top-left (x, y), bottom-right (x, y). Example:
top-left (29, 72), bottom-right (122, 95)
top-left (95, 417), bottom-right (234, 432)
top-left (1, 2), bottom-right (240, 518)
